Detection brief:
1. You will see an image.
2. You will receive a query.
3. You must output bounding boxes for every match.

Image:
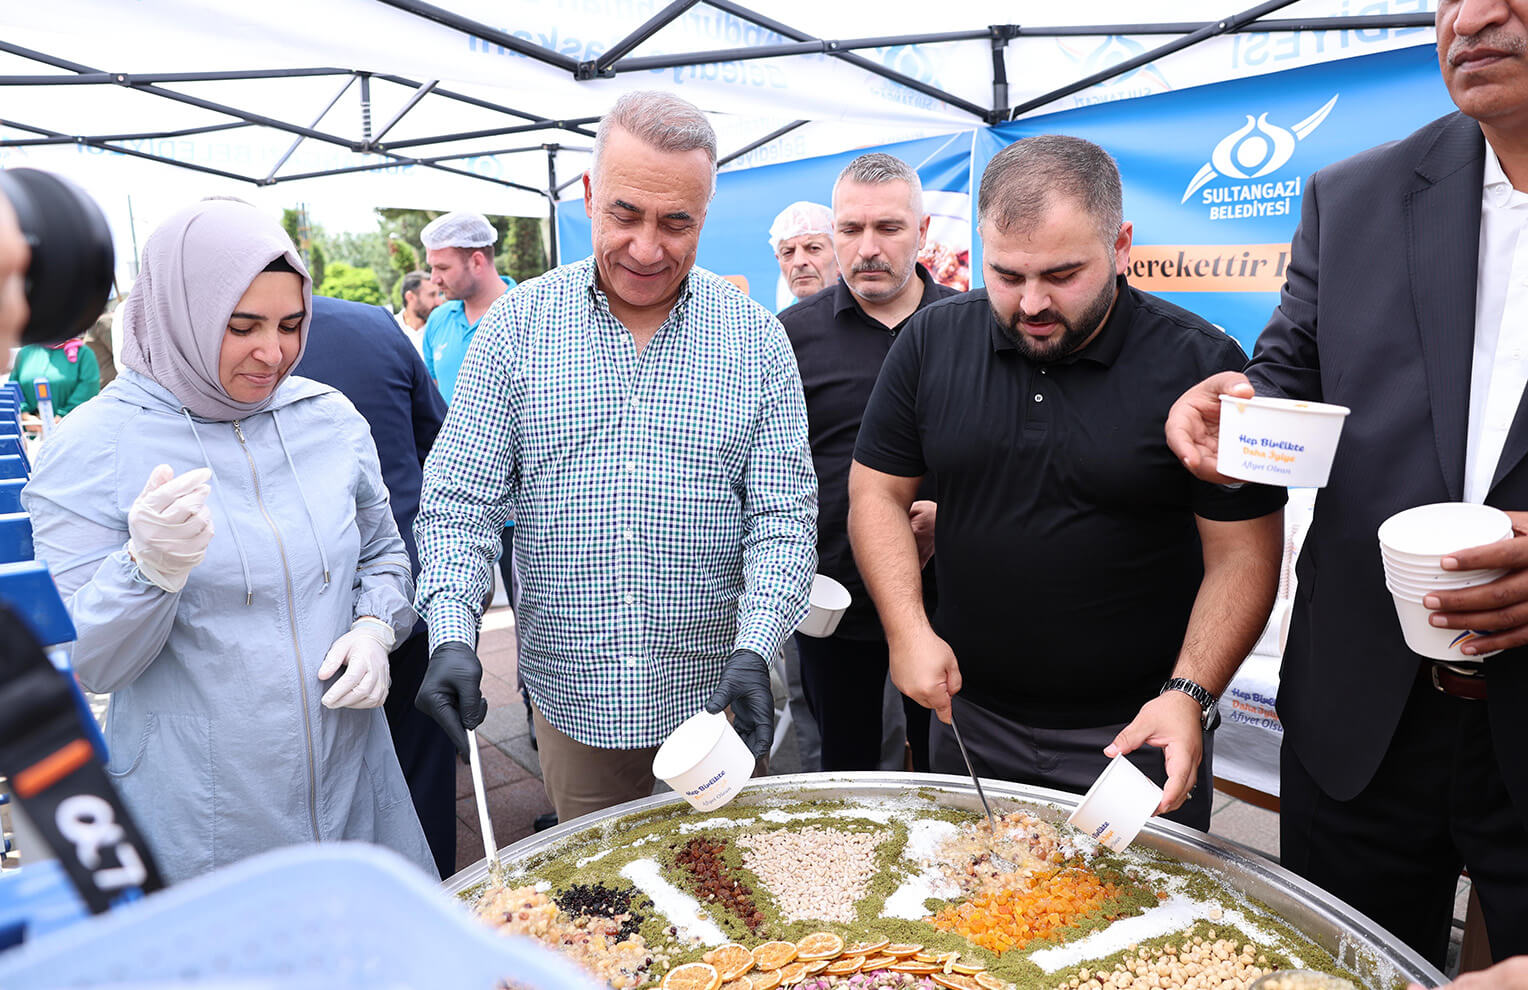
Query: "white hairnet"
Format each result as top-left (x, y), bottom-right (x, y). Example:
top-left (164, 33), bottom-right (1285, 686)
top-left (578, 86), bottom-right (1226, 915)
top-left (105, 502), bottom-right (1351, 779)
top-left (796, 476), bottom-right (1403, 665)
top-left (420, 211), bottom-right (497, 251)
top-left (768, 201), bottom-right (833, 254)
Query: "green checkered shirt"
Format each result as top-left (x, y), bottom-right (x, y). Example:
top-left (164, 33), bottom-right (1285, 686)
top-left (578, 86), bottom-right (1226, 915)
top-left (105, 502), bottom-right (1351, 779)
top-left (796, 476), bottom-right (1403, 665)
top-left (415, 257), bottom-right (817, 748)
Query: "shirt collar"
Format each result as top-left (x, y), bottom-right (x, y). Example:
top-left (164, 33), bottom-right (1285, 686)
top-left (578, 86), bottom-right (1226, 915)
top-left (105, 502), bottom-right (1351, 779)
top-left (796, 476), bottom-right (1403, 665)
top-left (583, 255), bottom-right (695, 328)
top-left (1484, 148), bottom-right (1522, 208)
top-left (988, 274), bottom-right (1132, 368)
top-left (833, 263), bottom-right (942, 330)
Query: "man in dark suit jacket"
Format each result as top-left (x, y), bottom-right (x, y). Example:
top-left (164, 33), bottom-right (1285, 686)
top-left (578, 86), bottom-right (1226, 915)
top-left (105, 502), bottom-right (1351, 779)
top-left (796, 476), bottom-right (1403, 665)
top-left (1168, 0), bottom-right (1528, 966)
top-left (296, 294), bottom-right (454, 877)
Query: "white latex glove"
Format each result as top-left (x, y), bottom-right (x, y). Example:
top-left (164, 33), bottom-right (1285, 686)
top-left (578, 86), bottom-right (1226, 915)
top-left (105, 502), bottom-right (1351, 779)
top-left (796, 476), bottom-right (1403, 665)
top-left (127, 464), bottom-right (214, 593)
top-left (319, 617), bottom-right (395, 710)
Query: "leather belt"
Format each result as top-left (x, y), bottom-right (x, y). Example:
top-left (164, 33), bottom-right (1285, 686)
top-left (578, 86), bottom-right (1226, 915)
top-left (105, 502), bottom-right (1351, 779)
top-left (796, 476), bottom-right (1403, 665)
top-left (1421, 661), bottom-right (1488, 701)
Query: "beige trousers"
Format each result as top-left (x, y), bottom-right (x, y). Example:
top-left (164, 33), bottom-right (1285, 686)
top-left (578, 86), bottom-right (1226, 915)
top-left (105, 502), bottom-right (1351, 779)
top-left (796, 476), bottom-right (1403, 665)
top-left (532, 707), bottom-right (660, 823)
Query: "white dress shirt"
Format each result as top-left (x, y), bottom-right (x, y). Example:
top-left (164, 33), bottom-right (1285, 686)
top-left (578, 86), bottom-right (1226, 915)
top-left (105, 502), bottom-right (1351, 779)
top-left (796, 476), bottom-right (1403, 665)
top-left (1465, 149), bottom-right (1528, 504)
top-left (395, 310), bottom-right (426, 358)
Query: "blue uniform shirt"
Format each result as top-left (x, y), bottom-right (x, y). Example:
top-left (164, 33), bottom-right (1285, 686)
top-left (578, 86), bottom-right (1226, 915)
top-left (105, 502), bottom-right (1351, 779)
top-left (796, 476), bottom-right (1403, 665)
top-left (422, 275), bottom-right (516, 404)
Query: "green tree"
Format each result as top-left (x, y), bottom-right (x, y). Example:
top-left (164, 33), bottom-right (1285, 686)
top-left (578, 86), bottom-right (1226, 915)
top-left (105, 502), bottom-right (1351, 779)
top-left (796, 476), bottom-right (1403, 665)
top-left (308, 242), bottom-right (327, 293)
top-left (499, 216), bottom-right (548, 284)
top-left (324, 230), bottom-right (398, 300)
top-left (319, 261), bottom-right (381, 304)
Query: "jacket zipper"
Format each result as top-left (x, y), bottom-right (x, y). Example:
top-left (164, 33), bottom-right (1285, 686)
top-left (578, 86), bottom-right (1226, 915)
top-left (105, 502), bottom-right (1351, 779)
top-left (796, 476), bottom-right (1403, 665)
top-left (233, 419), bottom-right (322, 842)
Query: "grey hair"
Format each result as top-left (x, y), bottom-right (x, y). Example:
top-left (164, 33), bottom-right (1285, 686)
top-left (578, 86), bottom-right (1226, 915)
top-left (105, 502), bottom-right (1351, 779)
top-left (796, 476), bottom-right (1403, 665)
top-left (591, 90), bottom-right (718, 196)
top-left (977, 135), bottom-right (1123, 244)
top-left (832, 152), bottom-right (924, 215)
top-left (400, 269), bottom-right (428, 299)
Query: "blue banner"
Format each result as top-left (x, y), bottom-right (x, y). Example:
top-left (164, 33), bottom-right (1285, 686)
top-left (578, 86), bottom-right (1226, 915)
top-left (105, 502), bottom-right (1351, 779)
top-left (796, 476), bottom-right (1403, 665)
top-left (976, 43), bottom-right (1451, 349)
top-left (558, 44), bottom-right (1453, 349)
top-left (558, 130), bottom-right (975, 312)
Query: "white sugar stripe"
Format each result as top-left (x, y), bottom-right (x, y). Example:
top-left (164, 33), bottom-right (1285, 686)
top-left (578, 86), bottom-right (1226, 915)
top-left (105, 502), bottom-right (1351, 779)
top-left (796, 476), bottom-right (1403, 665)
top-left (619, 858), bottom-right (729, 947)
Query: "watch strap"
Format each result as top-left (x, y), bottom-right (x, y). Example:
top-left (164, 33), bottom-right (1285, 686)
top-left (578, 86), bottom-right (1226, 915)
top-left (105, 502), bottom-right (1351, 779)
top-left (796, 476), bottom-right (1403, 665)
top-left (1161, 677), bottom-right (1220, 731)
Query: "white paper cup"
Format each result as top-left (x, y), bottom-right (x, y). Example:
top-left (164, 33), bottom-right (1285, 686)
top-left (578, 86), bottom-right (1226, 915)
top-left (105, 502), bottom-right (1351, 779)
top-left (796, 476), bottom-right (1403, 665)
top-left (1382, 567), bottom-right (1506, 591)
top-left (1385, 586), bottom-right (1502, 660)
top-left (1067, 754), bottom-right (1164, 852)
top-left (1377, 503), bottom-right (1513, 557)
top-left (1216, 395), bottom-right (1350, 488)
top-left (796, 573), bottom-right (852, 638)
top-left (651, 710), bottom-right (756, 812)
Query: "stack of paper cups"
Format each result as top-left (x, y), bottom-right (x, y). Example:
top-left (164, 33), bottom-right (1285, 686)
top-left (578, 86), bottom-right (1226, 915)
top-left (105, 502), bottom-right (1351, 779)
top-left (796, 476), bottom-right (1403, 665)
top-left (1377, 503), bottom-right (1513, 661)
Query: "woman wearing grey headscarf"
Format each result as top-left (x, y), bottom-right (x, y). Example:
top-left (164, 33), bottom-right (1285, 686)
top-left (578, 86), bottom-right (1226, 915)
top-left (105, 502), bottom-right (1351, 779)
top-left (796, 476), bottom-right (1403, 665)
top-left (23, 200), bottom-right (433, 881)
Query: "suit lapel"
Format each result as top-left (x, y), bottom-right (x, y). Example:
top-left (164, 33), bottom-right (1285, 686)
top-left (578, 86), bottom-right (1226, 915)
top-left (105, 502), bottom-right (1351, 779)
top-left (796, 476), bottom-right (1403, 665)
top-left (1406, 114), bottom-right (1485, 503)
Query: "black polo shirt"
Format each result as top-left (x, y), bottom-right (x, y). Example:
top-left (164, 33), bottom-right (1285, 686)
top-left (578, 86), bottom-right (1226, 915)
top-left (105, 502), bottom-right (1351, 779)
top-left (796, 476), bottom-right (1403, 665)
top-left (854, 277), bottom-right (1285, 728)
top-left (782, 264), bottom-right (958, 641)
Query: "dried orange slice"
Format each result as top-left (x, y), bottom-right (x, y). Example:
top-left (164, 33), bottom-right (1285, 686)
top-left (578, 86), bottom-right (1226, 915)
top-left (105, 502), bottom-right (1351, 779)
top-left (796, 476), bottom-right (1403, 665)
top-left (914, 953), bottom-right (940, 963)
top-left (751, 971), bottom-right (783, 990)
top-left (752, 941), bottom-right (798, 971)
top-left (975, 975), bottom-right (1013, 990)
top-left (844, 939), bottom-right (890, 957)
top-left (801, 960), bottom-right (830, 976)
top-left (862, 955), bottom-right (898, 970)
top-left (704, 944), bottom-right (756, 982)
top-left (952, 962), bottom-right (985, 975)
top-left (885, 944), bottom-right (924, 958)
top-left (932, 975), bottom-right (984, 990)
top-left (824, 956), bottom-right (865, 976)
top-left (795, 932), bottom-right (844, 961)
top-left (720, 980), bottom-right (754, 990)
top-left (664, 962), bottom-right (722, 990)
top-left (892, 962), bottom-right (940, 975)
top-left (775, 962), bottom-right (808, 985)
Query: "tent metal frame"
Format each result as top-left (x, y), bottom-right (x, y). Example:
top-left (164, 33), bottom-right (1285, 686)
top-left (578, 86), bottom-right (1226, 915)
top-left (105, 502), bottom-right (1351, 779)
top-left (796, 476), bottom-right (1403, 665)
top-left (0, 1), bottom-right (1435, 255)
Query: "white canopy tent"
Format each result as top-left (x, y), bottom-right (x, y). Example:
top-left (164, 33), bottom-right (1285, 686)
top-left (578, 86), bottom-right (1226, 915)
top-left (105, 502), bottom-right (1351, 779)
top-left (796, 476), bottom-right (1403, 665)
top-left (1, 0), bottom-right (1437, 280)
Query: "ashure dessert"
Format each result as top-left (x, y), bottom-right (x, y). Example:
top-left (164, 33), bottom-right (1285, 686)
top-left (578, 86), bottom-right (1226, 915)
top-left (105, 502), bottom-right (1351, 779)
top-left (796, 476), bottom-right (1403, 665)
top-left (462, 790), bottom-right (1387, 990)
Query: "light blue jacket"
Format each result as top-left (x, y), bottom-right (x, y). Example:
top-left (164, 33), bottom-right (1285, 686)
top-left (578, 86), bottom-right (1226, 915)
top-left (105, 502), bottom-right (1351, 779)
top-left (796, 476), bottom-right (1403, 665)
top-left (23, 369), bottom-right (434, 882)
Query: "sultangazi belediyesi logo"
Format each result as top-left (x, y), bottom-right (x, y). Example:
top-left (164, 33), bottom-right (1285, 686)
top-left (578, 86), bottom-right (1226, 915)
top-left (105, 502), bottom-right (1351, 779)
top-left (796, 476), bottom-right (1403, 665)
top-left (1181, 95), bottom-right (1339, 218)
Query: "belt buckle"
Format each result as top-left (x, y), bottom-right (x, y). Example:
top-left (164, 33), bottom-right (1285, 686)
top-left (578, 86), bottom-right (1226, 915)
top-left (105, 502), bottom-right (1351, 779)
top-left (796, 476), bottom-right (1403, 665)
top-left (1429, 661), bottom-right (1485, 697)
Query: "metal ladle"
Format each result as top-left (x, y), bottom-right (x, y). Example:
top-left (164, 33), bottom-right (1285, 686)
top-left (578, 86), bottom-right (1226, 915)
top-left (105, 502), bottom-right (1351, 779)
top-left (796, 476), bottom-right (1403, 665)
top-left (948, 706), bottom-right (1017, 873)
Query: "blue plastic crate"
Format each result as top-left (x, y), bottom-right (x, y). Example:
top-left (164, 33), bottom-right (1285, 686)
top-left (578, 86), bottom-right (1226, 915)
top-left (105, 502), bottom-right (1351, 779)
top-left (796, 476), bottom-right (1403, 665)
top-left (0, 513), bottom-right (32, 563)
top-left (0, 843), bottom-right (606, 990)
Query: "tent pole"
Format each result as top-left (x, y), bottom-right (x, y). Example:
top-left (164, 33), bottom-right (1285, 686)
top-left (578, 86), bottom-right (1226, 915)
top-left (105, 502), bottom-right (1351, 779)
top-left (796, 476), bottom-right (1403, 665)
top-left (1006, 0), bottom-right (1305, 120)
top-left (704, 0), bottom-right (991, 120)
top-left (372, 0), bottom-right (580, 72)
top-left (263, 76), bottom-right (357, 184)
top-left (370, 80), bottom-right (438, 146)
top-left (591, 0), bottom-right (705, 77)
top-left (383, 118), bottom-right (601, 152)
top-left (546, 147), bottom-right (560, 268)
top-left (717, 120), bottom-right (809, 168)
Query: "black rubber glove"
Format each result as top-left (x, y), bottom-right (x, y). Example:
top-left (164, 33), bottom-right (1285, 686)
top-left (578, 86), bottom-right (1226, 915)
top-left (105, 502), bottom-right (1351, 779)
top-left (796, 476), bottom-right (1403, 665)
top-left (416, 641), bottom-right (488, 763)
top-left (704, 649), bottom-right (774, 759)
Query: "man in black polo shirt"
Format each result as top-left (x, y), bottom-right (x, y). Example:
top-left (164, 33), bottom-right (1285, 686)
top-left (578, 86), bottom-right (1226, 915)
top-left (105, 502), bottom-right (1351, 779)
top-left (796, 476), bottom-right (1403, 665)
top-left (849, 135), bottom-right (1285, 827)
top-left (783, 152), bottom-right (957, 772)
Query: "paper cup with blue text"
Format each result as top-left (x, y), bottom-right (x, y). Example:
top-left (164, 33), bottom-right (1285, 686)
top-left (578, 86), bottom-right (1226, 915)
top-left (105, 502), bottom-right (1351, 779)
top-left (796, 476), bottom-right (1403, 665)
top-left (1216, 395), bottom-right (1350, 488)
top-left (652, 710), bottom-right (756, 812)
top-left (1067, 755), bottom-right (1164, 852)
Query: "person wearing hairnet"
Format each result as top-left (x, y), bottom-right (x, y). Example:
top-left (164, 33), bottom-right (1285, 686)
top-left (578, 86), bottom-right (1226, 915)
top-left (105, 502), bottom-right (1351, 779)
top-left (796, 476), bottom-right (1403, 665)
top-left (419, 212), bottom-right (515, 405)
top-left (22, 199), bottom-right (433, 882)
top-left (770, 201), bottom-right (839, 311)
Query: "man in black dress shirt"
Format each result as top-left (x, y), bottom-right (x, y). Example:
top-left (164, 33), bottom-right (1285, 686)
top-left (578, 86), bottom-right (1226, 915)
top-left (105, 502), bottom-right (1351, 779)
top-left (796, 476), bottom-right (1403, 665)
top-left (782, 153), bottom-right (957, 772)
top-left (849, 136), bottom-right (1285, 828)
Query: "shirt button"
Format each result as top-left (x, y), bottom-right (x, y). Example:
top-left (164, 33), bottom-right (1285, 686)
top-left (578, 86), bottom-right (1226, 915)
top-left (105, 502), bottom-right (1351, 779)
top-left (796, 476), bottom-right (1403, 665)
top-left (1034, 393), bottom-right (1044, 403)
top-left (1039, 369), bottom-right (1047, 375)
top-left (625, 460), bottom-right (637, 472)
top-left (623, 528), bottom-right (635, 540)
top-left (624, 593), bottom-right (636, 604)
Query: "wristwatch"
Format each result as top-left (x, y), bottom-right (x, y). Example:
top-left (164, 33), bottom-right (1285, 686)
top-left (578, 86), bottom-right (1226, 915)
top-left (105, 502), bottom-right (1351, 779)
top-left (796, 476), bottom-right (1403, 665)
top-left (1161, 677), bottom-right (1221, 731)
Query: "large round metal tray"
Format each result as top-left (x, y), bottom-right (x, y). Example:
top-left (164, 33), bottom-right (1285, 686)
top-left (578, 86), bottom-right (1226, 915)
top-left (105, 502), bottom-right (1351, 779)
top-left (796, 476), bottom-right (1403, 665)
top-left (444, 771), bottom-right (1445, 988)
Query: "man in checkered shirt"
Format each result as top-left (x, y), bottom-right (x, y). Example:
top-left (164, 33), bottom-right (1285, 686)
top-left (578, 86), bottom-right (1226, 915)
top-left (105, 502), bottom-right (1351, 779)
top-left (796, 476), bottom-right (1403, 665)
top-left (413, 90), bottom-right (818, 822)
